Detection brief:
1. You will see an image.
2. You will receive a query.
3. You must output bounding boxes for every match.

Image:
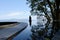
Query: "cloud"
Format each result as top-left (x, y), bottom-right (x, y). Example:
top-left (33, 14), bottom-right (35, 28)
top-left (0, 11), bottom-right (30, 20)
top-left (7, 12), bottom-right (20, 16)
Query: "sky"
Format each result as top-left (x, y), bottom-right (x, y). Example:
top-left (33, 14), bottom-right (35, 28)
top-left (0, 0), bottom-right (31, 20)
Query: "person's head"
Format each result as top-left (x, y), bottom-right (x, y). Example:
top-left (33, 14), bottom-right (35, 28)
top-left (29, 15), bottom-right (31, 17)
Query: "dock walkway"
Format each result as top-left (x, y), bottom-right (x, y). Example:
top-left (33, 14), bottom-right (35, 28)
top-left (0, 22), bottom-right (28, 40)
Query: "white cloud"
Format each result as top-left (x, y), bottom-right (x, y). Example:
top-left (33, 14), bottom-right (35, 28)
top-left (0, 11), bottom-right (30, 20)
top-left (7, 12), bottom-right (20, 16)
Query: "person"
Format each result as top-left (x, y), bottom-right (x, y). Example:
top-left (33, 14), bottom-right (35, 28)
top-left (29, 15), bottom-right (32, 26)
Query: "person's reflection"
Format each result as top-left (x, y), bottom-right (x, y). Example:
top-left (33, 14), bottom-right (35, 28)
top-left (29, 15), bottom-right (32, 26)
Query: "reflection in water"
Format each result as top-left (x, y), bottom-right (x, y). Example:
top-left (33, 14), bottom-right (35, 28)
top-left (13, 19), bottom-right (59, 40)
top-left (30, 21), bottom-right (58, 40)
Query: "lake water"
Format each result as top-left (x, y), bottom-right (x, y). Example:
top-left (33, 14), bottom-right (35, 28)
top-left (12, 19), bottom-right (59, 40)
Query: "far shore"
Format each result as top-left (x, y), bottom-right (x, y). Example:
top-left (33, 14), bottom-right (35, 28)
top-left (0, 22), bottom-right (19, 28)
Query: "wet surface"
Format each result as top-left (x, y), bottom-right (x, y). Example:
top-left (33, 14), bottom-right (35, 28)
top-left (0, 22), bottom-right (27, 40)
top-left (13, 20), bottom-right (60, 40)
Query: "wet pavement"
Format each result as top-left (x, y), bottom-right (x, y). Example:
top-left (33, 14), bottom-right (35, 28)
top-left (12, 20), bottom-right (60, 40)
top-left (0, 22), bottom-right (28, 40)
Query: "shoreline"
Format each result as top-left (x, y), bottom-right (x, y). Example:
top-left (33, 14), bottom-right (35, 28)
top-left (0, 22), bottom-right (19, 29)
top-left (0, 22), bottom-right (18, 26)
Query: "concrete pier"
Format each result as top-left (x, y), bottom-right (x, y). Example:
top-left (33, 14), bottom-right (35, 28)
top-left (0, 22), bottom-right (28, 40)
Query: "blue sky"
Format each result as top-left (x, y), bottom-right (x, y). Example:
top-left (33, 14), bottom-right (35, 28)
top-left (0, 0), bottom-right (31, 20)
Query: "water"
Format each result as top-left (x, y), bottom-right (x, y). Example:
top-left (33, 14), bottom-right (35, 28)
top-left (13, 19), bottom-right (37, 40)
top-left (13, 19), bottom-right (59, 40)
top-left (13, 26), bottom-right (32, 40)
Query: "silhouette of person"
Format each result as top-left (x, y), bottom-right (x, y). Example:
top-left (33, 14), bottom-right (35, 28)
top-left (29, 16), bottom-right (32, 26)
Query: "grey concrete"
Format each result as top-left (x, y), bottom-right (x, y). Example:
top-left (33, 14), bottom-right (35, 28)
top-left (52, 30), bottom-right (60, 40)
top-left (0, 22), bottom-right (28, 40)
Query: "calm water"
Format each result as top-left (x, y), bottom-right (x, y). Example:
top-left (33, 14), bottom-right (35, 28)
top-left (13, 20), bottom-right (37, 40)
top-left (13, 19), bottom-right (59, 40)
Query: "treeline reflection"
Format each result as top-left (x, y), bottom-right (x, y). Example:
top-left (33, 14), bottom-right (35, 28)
top-left (30, 21), bottom-right (59, 40)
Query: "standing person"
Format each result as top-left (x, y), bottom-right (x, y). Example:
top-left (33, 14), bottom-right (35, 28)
top-left (29, 15), bottom-right (32, 26)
